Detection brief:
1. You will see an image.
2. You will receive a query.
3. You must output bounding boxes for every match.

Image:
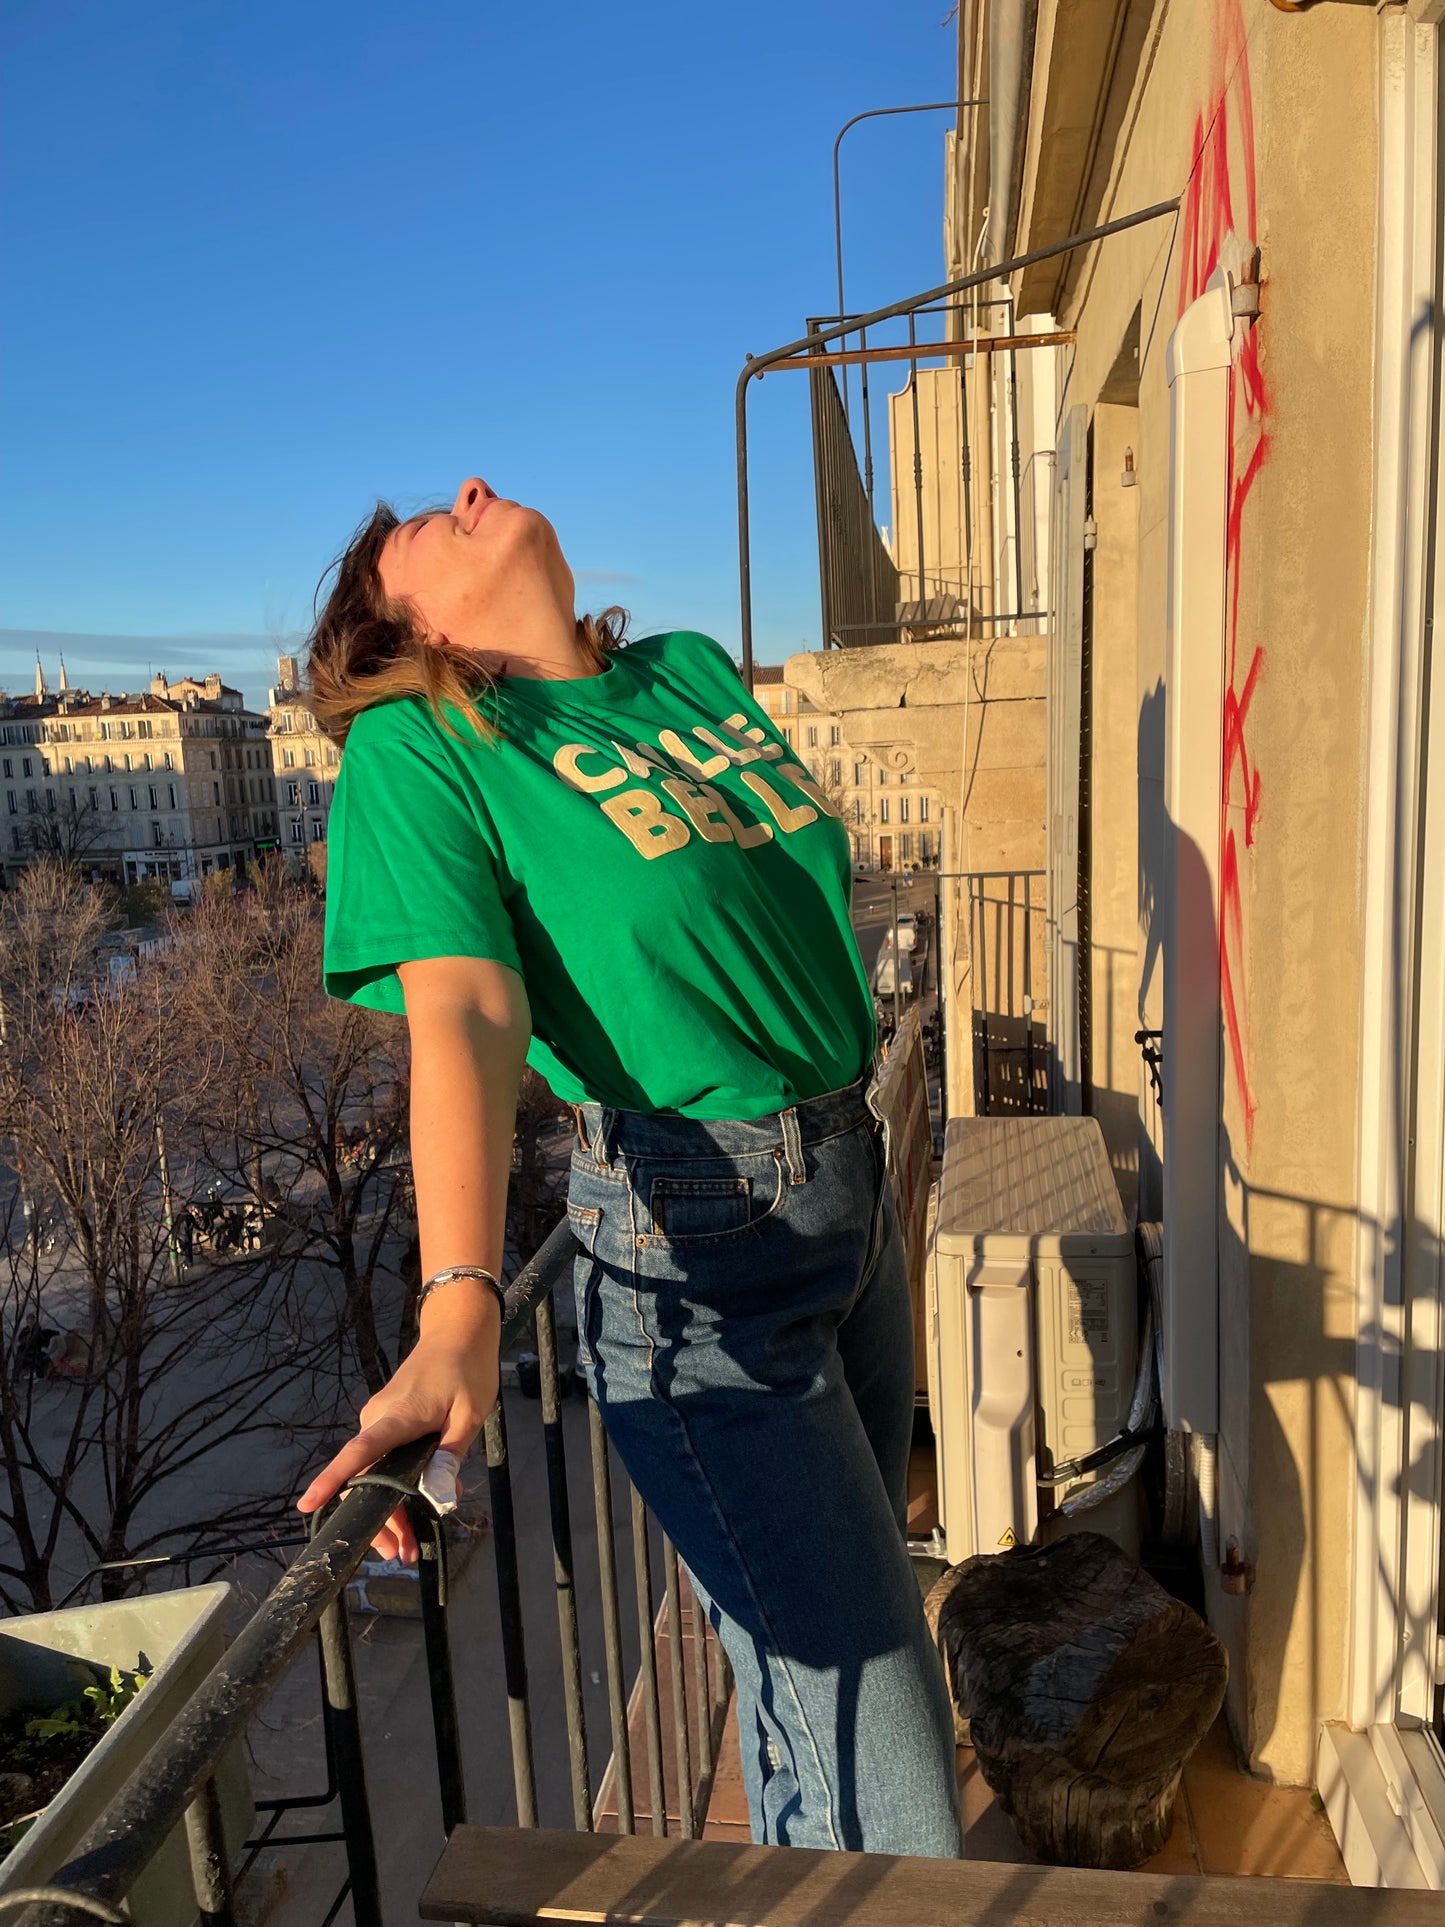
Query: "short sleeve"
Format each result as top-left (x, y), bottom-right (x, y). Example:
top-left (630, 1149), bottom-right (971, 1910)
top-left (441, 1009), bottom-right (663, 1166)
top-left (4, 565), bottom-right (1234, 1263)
top-left (322, 704), bottom-right (522, 1013)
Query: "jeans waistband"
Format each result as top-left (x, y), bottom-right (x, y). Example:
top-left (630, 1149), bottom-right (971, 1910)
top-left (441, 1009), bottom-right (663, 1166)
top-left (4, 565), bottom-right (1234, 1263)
top-left (575, 1070), bottom-right (878, 1165)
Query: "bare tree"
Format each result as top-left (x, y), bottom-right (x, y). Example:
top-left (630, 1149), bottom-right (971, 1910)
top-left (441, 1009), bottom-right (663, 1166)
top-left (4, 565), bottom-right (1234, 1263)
top-left (19, 793), bottom-right (112, 865)
top-left (0, 862), bottom-right (337, 1610)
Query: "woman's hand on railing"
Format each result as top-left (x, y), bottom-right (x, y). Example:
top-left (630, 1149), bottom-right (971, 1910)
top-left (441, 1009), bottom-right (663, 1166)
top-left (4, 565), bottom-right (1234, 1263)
top-left (297, 1282), bottom-right (502, 1564)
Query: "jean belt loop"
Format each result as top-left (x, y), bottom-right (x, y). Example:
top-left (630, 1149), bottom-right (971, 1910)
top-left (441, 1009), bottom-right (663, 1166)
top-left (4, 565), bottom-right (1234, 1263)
top-left (780, 1105), bottom-right (806, 1186)
top-left (588, 1106), bottom-right (610, 1166)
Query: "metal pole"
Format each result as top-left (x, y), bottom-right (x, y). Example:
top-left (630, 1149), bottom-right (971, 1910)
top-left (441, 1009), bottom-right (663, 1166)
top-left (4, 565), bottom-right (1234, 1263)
top-left (663, 1540), bottom-right (695, 1839)
top-left (483, 1398), bottom-right (539, 1827)
top-left (154, 1116), bottom-right (181, 1283)
top-left (909, 309), bottom-right (926, 611)
top-left (411, 1499), bottom-right (467, 1836)
top-left (316, 1584), bottom-right (381, 1927)
top-left (182, 1776), bottom-right (235, 1927)
top-left (737, 196), bottom-right (1181, 685)
top-left (832, 99), bottom-right (986, 420)
top-left (891, 874), bottom-right (902, 1032)
top-left (630, 1488), bottom-right (668, 1837)
top-left (534, 1291), bottom-right (592, 1830)
top-left (587, 1396), bottom-right (635, 1833)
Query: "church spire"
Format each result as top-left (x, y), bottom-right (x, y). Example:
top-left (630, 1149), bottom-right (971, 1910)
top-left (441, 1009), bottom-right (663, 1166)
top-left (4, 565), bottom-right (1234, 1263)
top-left (34, 653), bottom-right (46, 698)
top-left (58, 654), bottom-right (70, 693)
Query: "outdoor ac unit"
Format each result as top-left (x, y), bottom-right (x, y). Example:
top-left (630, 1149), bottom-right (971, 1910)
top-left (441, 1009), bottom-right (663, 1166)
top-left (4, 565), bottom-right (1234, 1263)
top-left (926, 1115), bottom-right (1136, 1564)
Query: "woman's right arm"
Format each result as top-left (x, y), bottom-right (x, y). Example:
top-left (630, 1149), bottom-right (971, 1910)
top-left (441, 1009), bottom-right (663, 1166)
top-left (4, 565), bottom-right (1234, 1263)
top-left (297, 954), bottom-right (531, 1561)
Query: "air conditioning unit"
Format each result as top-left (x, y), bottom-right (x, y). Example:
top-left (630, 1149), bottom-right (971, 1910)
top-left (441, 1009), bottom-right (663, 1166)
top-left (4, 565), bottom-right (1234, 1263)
top-left (926, 1115), bottom-right (1137, 1564)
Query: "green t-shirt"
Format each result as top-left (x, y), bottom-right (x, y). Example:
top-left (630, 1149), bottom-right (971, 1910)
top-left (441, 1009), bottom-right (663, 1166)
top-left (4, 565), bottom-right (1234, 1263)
top-left (323, 631), bottom-right (874, 1119)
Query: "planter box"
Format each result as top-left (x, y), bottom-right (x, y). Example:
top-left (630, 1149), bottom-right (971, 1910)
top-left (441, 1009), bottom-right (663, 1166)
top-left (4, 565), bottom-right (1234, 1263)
top-left (0, 1583), bottom-right (253, 1927)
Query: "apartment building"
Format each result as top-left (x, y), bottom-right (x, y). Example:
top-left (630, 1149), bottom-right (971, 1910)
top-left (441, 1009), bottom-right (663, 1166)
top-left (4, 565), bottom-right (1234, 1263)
top-left (265, 655), bottom-right (337, 873)
top-left (0, 661), bottom-right (279, 888)
top-left (750, 663), bottom-right (940, 871)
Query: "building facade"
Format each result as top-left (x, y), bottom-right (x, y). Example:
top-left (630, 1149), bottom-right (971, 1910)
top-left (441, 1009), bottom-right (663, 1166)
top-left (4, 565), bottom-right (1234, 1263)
top-left (265, 655), bottom-right (338, 874)
top-left (749, 663), bottom-right (941, 871)
top-left (0, 662), bottom-right (280, 888)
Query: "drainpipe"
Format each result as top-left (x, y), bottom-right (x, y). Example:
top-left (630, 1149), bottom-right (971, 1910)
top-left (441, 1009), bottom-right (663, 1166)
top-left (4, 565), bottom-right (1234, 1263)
top-left (987, 0), bottom-right (1035, 271)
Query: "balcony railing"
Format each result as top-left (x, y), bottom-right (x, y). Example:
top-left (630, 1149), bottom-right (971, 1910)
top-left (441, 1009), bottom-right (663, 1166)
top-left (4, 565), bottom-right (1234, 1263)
top-left (3, 1215), bottom-right (732, 1927)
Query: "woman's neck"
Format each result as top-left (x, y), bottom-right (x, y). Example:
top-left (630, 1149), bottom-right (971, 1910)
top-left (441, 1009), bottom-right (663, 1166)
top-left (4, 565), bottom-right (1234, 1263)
top-left (459, 602), bottom-right (599, 683)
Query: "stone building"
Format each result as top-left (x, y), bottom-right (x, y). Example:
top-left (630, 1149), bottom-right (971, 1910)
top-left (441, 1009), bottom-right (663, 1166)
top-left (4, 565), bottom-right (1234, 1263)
top-left (265, 655), bottom-right (338, 873)
top-left (0, 660), bottom-right (279, 888)
top-left (749, 663), bottom-right (941, 871)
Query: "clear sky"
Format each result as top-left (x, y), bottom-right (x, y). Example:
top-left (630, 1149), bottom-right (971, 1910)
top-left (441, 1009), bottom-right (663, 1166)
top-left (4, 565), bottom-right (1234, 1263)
top-left (1, 0), bottom-right (953, 710)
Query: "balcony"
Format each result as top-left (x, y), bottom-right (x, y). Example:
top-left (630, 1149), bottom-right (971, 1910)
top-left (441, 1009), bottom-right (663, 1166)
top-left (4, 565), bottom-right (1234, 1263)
top-left (2, 1015), bottom-right (1412, 1927)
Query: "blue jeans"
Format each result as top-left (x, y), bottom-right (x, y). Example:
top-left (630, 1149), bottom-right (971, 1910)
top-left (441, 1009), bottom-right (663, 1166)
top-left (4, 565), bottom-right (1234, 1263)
top-left (568, 1076), bottom-right (963, 1856)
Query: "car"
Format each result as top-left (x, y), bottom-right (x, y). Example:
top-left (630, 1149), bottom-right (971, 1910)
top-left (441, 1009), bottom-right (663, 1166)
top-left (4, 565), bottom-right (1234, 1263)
top-left (893, 910), bottom-right (918, 952)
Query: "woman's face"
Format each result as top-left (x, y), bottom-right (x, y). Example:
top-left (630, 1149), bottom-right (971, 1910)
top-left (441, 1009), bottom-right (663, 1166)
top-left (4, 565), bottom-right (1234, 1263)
top-left (377, 476), bottom-right (575, 650)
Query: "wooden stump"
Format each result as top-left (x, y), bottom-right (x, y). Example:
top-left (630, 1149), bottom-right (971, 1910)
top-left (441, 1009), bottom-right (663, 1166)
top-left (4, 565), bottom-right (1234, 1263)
top-left (926, 1530), bottom-right (1228, 1870)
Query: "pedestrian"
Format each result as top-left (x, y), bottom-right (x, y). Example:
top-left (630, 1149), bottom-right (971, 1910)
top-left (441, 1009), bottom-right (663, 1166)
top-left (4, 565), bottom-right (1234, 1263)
top-left (296, 478), bottom-right (962, 1857)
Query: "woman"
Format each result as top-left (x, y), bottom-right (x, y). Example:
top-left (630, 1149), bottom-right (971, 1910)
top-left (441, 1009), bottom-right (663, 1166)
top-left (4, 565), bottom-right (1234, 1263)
top-left (296, 478), bottom-right (962, 1857)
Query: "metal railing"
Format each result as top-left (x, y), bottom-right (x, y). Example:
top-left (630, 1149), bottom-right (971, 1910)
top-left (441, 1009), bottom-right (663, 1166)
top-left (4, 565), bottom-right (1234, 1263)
top-left (4, 1222), bottom-right (732, 1927)
top-left (966, 869), bottom-right (1048, 1115)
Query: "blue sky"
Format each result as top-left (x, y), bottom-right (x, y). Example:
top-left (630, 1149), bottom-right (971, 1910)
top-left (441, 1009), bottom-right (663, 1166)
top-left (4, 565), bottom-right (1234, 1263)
top-left (1, 1), bottom-right (953, 710)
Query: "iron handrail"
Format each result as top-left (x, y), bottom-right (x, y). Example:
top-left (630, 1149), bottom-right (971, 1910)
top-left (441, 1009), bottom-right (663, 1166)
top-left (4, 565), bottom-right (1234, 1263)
top-left (9, 1216), bottom-right (733, 1927)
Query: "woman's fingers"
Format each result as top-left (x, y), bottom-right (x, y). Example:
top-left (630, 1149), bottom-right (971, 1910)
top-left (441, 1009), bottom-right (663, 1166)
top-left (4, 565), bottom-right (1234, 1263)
top-left (296, 1409), bottom-right (430, 1518)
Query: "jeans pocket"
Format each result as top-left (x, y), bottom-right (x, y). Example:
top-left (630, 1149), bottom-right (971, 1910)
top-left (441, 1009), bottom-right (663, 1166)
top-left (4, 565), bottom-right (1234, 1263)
top-left (649, 1175), bottom-right (750, 1240)
top-left (566, 1200), bottom-right (602, 1255)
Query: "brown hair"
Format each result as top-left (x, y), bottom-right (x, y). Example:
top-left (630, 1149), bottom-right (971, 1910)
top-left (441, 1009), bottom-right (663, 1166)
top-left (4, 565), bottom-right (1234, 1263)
top-left (303, 501), bottom-right (628, 746)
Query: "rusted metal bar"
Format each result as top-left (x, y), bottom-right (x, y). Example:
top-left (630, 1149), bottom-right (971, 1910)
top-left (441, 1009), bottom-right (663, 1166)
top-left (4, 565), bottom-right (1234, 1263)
top-left (412, 1497), bottom-right (467, 1835)
top-left (534, 1290), bottom-right (592, 1830)
top-left (182, 1776), bottom-right (234, 1927)
top-left (13, 1437), bottom-right (440, 1927)
top-left (630, 1489), bottom-right (668, 1837)
top-left (662, 1540), bottom-right (695, 1839)
top-left (588, 1396), bottom-right (635, 1834)
top-left (483, 1396), bottom-right (539, 1829)
top-left (756, 330), bottom-right (1074, 373)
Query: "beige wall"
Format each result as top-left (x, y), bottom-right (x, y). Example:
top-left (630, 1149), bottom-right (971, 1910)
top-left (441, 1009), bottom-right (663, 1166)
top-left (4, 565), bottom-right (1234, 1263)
top-left (1024, 0), bottom-right (1378, 1781)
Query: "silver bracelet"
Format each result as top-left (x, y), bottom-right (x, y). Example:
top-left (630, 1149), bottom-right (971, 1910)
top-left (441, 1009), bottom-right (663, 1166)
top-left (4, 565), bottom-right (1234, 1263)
top-left (417, 1265), bottom-right (506, 1321)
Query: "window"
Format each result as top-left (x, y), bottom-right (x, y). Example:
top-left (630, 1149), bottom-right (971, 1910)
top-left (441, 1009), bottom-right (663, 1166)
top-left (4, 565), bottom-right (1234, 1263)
top-left (209, 751), bottom-right (217, 770)
top-left (164, 751), bottom-right (174, 770)
top-left (829, 725), bottom-right (840, 746)
top-left (325, 747), bottom-right (338, 766)
top-left (307, 781), bottom-right (320, 805)
top-left (63, 756), bottom-right (72, 774)
top-left (88, 787), bottom-right (99, 810)
top-left (919, 795), bottom-right (930, 822)
top-left (282, 747), bottom-right (295, 768)
top-left (110, 789), bottom-right (120, 811)
top-left (148, 786), bottom-right (158, 810)
top-left (287, 781), bottom-right (300, 806)
top-left (878, 797), bottom-right (890, 823)
top-left (104, 756), bottom-right (113, 774)
top-left (899, 797), bottom-right (910, 824)
top-left (780, 691), bottom-right (792, 715)
top-left (168, 785), bottom-right (176, 809)
top-left (10, 829), bottom-right (19, 853)
top-left (829, 759), bottom-right (841, 786)
top-left (806, 726), bottom-right (818, 749)
top-left (151, 822), bottom-right (164, 847)
top-left (289, 819), bottom-right (305, 843)
top-left (128, 788), bottom-right (139, 810)
top-left (900, 834), bottom-right (914, 862)
top-left (213, 781), bottom-right (221, 804)
top-left (99, 723), bottom-right (109, 741)
top-left (878, 769), bottom-right (887, 784)
top-left (310, 818), bottom-right (325, 842)
top-left (5, 793), bottom-right (14, 816)
top-left (854, 799), bottom-right (864, 824)
top-left (783, 726), bottom-right (794, 747)
top-left (304, 748), bottom-right (316, 767)
top-left (2, 760), bottom-right (10, 779)
top-left (899, 770), bottom-right (910, 783)
top-left (854, 762), bottom-right (864, 785)
top-left (25, 790), bottom-right (37, 813)
top-left (44, 789), bottom-right (54, 810)
top-left (123, 753), bottom-right (133, 773)
top-left (138, 720), bottom-right (152, 739)
top-left (22, 758), bottom-right (31, 778)
top-left (143, 752), bottom-right (152, 772)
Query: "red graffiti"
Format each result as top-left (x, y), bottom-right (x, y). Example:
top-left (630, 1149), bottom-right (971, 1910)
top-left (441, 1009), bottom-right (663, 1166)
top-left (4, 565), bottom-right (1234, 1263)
top-left (1178, 0), bottom-right (1266, 1147)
